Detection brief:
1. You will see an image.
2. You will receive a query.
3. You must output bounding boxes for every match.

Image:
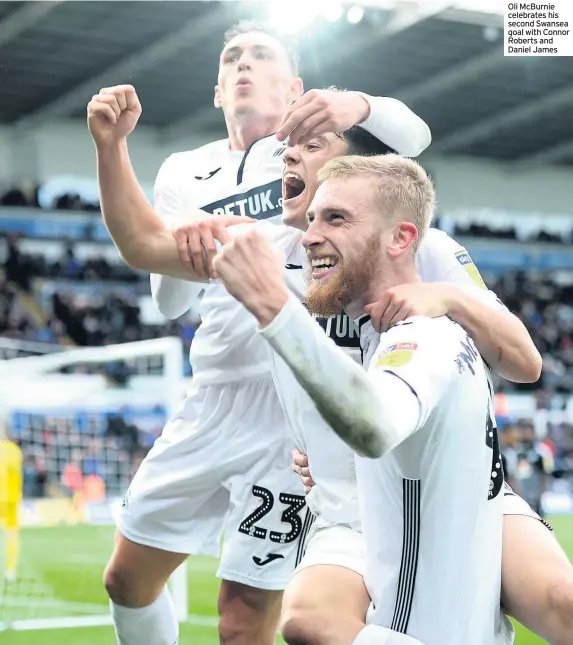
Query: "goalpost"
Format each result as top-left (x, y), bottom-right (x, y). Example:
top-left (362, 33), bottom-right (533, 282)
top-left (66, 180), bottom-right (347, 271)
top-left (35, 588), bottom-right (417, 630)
top-left (0, 337), bottom-right (189, 632)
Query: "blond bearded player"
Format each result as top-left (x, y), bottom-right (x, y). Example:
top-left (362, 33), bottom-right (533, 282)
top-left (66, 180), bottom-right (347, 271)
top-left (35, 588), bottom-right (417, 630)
top-left (211, 155), bottom-right (514, 644)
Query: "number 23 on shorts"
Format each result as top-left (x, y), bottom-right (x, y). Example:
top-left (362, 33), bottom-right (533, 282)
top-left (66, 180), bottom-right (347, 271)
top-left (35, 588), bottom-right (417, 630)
top-left (239, 485), bottom-right (306, 543)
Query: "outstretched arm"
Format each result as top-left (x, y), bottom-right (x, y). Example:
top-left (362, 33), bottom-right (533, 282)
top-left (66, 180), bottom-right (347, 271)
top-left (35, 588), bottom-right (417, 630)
top-left (88, 85), bottom-right (208, 282)
top-left (276, 89), bottom-right (431, 157)
top-left (369, 230), bottom-right (542, 383)
top-left (150, 154), bottom-right (208, 319)
top-left (358, 94), bottom-right (431, 157)
top-left (446, 286), bottom-right (541, 383)
top-left (96, 142), bottom-right (204, 280)
top-left (366, 282), bottom-right (542, 383)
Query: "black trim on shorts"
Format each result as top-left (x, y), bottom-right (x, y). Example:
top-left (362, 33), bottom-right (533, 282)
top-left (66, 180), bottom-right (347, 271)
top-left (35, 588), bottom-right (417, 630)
top-left (540, 517), bottom-right (554, 532)
top-left (503, 482), bottom-right (553, 531)
top-left (391, 478), bottom-right (421, 634)
top-left (295, 507), bottom-right (316, 567)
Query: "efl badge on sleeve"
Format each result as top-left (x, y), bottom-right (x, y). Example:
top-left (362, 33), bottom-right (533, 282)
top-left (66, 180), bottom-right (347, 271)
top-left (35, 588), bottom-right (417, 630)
top-left (375, 342), bottom-right (417, 369)
top-left (455, 250), bottom-right (487, 290)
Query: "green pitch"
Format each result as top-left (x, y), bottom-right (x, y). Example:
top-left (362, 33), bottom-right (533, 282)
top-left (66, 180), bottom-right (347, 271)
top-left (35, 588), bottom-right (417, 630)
top-left (1, 517), bottom-right (572, 645)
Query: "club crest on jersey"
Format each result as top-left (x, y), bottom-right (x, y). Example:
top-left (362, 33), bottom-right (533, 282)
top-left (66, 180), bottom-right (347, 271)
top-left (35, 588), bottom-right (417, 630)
top-left (455, 250), bottom-right (487, 290)
top-left (375, 342), bottom-right (417, 369)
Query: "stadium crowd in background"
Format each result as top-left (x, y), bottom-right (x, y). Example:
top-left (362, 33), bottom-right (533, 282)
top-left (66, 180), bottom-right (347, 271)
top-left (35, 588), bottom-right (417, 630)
top-left (3, 227), bottom-right (572, 389)
top-left (12, 409), bottom-right (160, 501)
top-left (0, 236), bottom-right (190, 350)
top-left (492, 270), bottom-right (573, 394)
top-left (3, 191), bottom-right (573, 501)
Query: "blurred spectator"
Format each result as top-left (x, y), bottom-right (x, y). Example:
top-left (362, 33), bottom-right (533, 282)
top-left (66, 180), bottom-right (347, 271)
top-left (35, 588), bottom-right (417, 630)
top-left (4, 235), bottom-right (32, 291)
top-left (83, 473), bottom-right (106, 502)
top-left (1, 187), bottom-right (28, 207)
top-left (106, 411), bottom-right (140, 456)
top-left (62, 456), bottom-right (84, 496)
top-left (22, 454), bottom-right (42, 497)
top-left (500, 424), bottom-right (520, 489)
top-left (62, 243), bottom-right (82, 279)
top-left (492, 270), bottom-right (573, 394)
top-left (514, 421), bottom-right (551, 516)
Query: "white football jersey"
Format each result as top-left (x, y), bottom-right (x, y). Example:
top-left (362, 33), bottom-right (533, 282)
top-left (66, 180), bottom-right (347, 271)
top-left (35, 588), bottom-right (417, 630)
top-left (356, 317), bottom-right (511, 645)
top-left (191, 221), bottom-right (304, 386)
top-left (267, 228), bottom-right (505, 526)
top-left (154, 136), bottom-right (286, 227)
top-left (150, 135), bottom-right (287, 319)
top-left (152, 134), bottom-right (288, 382)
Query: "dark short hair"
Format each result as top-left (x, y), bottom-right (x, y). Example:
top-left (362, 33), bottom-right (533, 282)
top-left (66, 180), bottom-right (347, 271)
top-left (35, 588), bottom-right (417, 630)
top-left (223, 20), bottom-right (300, 75)
top-left (319, 87), bottom-right (396, 156)
top-left (341, 126), bottom-right (397, 157)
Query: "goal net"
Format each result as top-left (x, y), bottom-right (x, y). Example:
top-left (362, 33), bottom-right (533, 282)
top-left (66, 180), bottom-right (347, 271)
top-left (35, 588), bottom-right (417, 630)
top-left (0, 336), bottom-right (188, 632)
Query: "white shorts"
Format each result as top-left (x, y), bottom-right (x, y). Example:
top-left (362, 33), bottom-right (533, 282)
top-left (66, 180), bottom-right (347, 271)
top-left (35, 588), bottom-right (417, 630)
top-left (119, 374), bottom-right (308, 591)
top-left (295, 516), bottom-right (365, 576)
top-left (295, 486), bottom-right (551, 579)
top-left (502, 482), bottom-right (553, 530)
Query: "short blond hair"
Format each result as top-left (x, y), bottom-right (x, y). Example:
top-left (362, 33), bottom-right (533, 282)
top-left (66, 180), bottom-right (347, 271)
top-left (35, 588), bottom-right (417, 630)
top-left (317, 154), bottom-right (436, 252)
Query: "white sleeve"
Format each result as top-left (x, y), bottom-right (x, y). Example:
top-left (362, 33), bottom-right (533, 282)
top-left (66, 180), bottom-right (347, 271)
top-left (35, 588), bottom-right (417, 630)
top-left (258, 295), bottom-right (422, 458)
top-left (358, 94), bottom-right (432, 157)
top-left (150, 155), bottom-right (205, 320)
top-left (368, 318), bottom-right (462, 430)
top-left (418, 229), bottom-right (506, 311)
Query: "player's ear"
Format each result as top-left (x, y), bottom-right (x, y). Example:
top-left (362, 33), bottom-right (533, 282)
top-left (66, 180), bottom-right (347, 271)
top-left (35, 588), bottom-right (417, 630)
top-left (388, 222), bottom-right (418, 258)
top-left (289, 77), bottom-right (304, 102)
top-left (214, 85), bottom-right (222, 109)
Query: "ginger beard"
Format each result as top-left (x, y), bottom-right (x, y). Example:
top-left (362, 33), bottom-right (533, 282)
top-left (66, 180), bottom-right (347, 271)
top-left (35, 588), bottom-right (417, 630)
top-left (305, 234), bottom-right (381, 317)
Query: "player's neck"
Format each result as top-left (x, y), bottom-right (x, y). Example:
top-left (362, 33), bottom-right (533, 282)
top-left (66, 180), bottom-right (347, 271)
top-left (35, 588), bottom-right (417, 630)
top-left (346, 266), bottom-right (421, 320)
top-left (226, 114), bottom-right (282, 151)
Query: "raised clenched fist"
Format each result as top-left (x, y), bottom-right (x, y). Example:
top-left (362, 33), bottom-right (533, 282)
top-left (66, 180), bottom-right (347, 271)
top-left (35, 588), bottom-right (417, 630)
top-left (87, 84), bottom-right (142, 148)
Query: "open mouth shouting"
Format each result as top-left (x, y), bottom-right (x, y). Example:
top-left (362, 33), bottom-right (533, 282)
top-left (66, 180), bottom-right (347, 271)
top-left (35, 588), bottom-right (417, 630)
top-left (283, 172), bottom-right (306, 203)
top-left (310, 255), bottom-right (339, 280)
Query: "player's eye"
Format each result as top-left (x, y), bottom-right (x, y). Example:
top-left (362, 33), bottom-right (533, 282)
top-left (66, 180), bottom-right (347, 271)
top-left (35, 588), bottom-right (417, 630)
top-left (305, 142), bottom-right (321, 151)
top-left (328, 213), bottom-right (345, 223)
